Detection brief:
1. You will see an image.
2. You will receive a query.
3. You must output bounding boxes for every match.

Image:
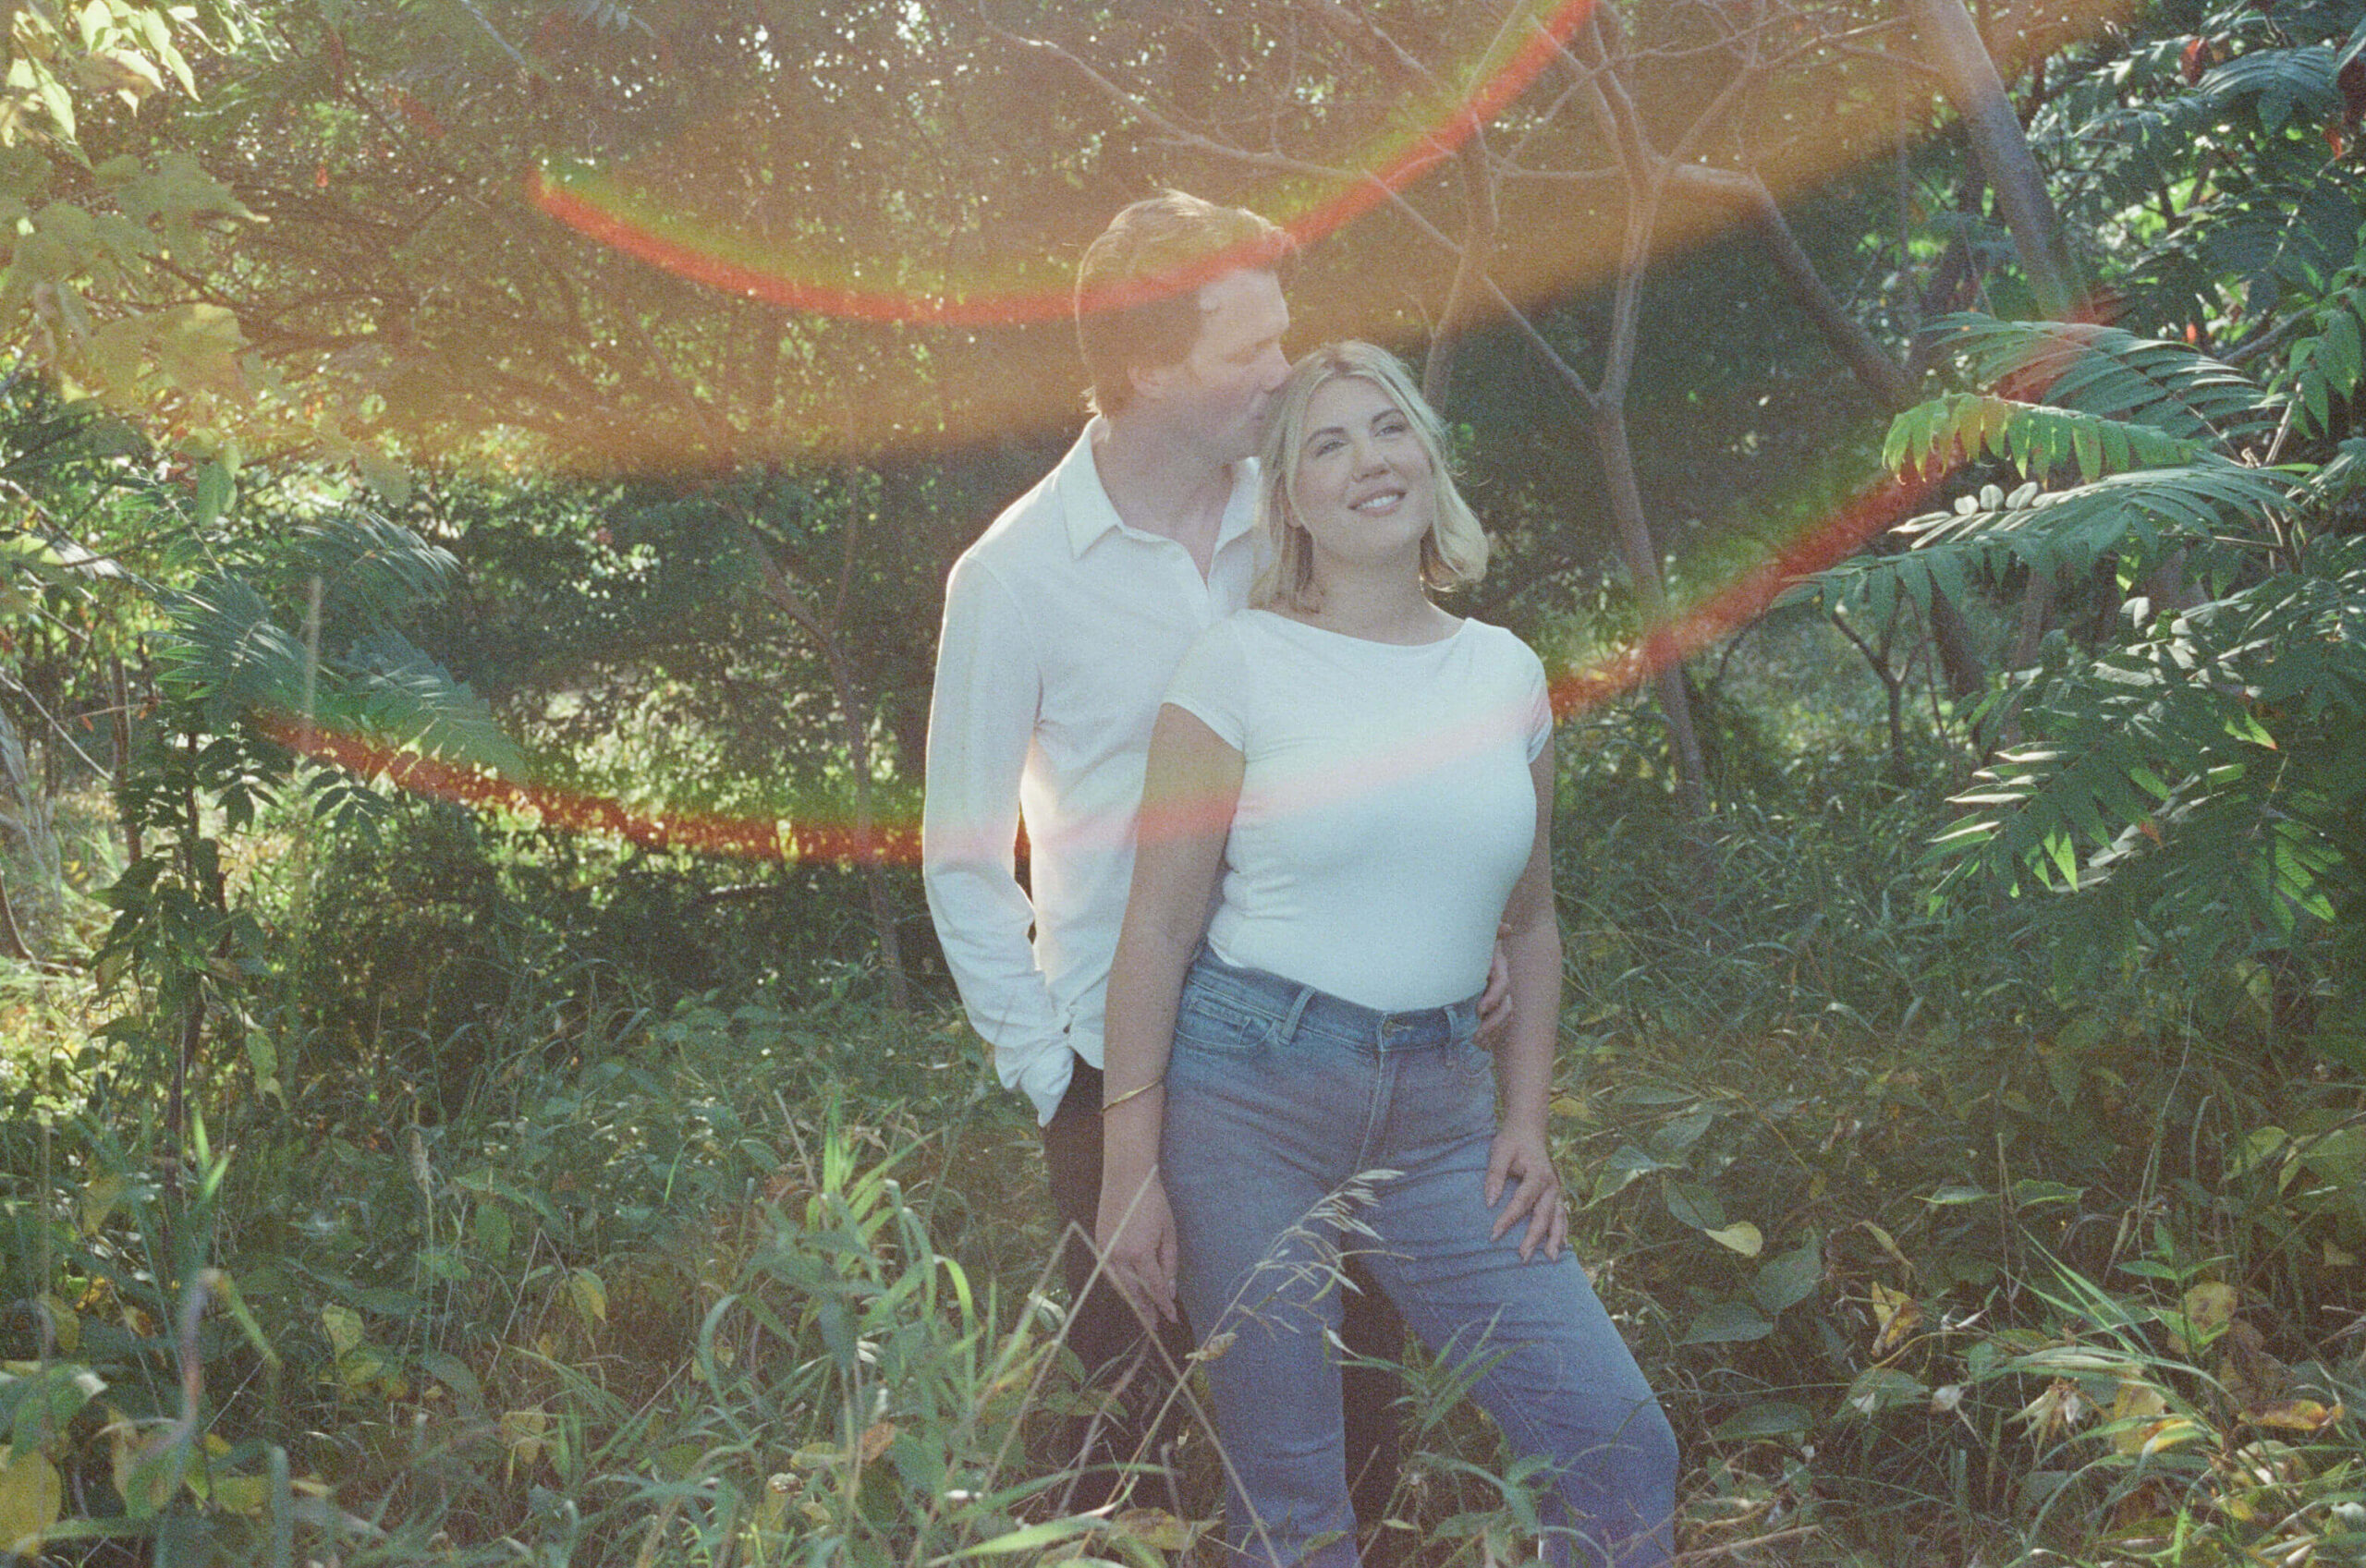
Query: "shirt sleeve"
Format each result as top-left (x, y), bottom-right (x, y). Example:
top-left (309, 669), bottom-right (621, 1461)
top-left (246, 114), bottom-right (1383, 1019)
top-left (1161, 618), bottom-right (1251, 748)
top-left (921, 553), bottom-right (1076, 1124)
top-left (1519, 642), bottom-right (1554, 763)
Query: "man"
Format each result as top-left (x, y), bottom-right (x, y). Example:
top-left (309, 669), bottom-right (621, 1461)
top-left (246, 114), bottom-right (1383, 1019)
top-left (921, 191), bottom-right (1409, 1527)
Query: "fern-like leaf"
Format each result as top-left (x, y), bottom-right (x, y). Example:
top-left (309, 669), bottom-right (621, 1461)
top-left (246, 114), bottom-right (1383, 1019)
top-left (2286, 286), bottom-right (2366, 439)
top-left (1932, 537), bottom-right (2366, 966)
top-left (1925, 313), bottom-right (2272, 444)
top-left (287, 511), bottom-right (462, 635)
top-left (1884, 394), bottom-right (2212, 484)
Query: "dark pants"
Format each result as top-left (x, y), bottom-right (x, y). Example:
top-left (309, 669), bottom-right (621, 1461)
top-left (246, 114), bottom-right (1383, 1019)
top-left (1042, 1059), bottom-right (1409, 1538)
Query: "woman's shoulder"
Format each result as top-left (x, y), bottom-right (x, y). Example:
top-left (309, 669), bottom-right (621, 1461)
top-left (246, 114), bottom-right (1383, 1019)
top-left (1454, 616), bottom-right (1546, 670)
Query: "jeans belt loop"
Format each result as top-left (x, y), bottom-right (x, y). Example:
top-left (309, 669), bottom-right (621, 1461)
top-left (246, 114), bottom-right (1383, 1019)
top-left (1275, 983), bottom-right (1314, 1046)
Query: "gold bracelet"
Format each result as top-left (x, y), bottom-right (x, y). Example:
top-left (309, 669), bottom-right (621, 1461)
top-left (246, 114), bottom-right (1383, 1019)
top-left (1101, 1077), bottom-right (1165, 1113)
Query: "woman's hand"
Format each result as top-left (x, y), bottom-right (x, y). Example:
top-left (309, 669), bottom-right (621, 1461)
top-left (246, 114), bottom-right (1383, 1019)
top-left (1475, 934), bottom-right (1515, 1044)
top-left (1483, 1123), bottom-right (1568, 1262)
top-left (1097, 1165), bottom-right (1180, 1324)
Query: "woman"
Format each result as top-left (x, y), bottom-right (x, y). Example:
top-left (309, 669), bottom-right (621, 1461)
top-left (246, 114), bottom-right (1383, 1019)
top-left (1095, 343), bottom-right (1676, 1568)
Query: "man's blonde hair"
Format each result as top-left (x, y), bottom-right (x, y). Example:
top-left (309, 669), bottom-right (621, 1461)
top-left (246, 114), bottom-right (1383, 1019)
top-left (1076, 191), bottom-right (1291, 417)
top-left (1252, 342), bottom-right (1489, 611)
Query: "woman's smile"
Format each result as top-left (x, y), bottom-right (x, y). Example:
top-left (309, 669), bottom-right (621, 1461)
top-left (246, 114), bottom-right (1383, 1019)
top-left (1293, 376), bottom-right (1435, 563)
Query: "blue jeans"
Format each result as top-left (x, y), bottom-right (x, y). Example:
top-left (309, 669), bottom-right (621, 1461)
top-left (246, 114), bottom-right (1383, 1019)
top-left (1162, 952), bottom-right (1677, 1568)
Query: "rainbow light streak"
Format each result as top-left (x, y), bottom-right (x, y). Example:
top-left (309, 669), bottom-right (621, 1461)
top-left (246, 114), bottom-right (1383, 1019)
top-left (255, 463), bottom-right (1938, 869)
top-left (256, 712), bottom-right (916, 867)
top-left (401, 13), bottom-right (2106, 867)
top-left (526, 0), bottom-right (1598, 327)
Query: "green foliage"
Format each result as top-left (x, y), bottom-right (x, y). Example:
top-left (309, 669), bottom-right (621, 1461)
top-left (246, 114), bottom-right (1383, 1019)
top-left (1806, 1), bottom-right (2366, 995)
top-left (1935, 537), bottom-right (2366, 977)
top-left (1884, 394), bottom-right (2214, 485)
top-left (1910, 316), bottom-right (2275, 443)
top-left (6, 4), bottom-right (2363, 1567)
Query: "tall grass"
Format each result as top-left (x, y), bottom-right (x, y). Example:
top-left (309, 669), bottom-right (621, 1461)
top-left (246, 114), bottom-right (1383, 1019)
top-left (4, 612), bottom-right (2360, 1565)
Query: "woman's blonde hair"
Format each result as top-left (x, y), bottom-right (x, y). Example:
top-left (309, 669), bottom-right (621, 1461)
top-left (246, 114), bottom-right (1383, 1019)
top-left (1250, 342), bottom-right (1488, 611)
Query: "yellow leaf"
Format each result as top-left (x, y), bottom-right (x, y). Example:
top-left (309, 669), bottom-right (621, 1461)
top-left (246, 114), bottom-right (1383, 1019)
top-left (1108, 1506), bottom-right (1198, 1550)
top-left (2127, 1416), bottom-right (2204, 1456)
top-left (856, 1420), bottom-right (896, 1465)
top-left (2241, 1399), bottom-right (2342, 1433)
top-left (320, 1305), bottom-right (363, 1357)
top-left (499, 1407), bottom-right (546, 1483)
top-left (39, 1295), bottom-right (77, 1354)
top-left (2107, 1381), bottom-right (2171, 1455)
top-left (2169, 1282), bottom-right (2238, 1354)
top-left (0, 1451), bottom-right (62, 1557)
top-left (77, 1173), bottom-right (126, 1235)
top-left (2325, 1241), bottom-right (2358, 1268)
top-left (103, 1413), bottom-right (175, 1517)
top-left (335, 1346), bottom-right (386, 1395)
top-left (1703, 1222), bottom-right (1763, 1258)
top-left (567, 1269), bottom-right (607, 1326)
top-left (211, 1471), bottom-right (269, 1516)
top-left (1865, 1282), bottom-right (1922, 1356)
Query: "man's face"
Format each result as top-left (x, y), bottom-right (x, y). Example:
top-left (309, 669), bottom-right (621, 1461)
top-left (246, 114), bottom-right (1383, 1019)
top-left (1133, 269), bottom-right (1291, 463)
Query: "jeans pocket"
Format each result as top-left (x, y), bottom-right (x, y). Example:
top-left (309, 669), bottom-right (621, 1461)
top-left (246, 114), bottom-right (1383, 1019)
top-left (1449, 1039), bottom-right (1497, 1091)
top-left (1171, 983), bottom-right (1274, 1063)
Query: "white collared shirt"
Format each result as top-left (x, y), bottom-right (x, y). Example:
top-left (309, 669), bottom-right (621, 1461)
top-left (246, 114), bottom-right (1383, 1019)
top-left (922, 421), bottom-right (1262, 1124)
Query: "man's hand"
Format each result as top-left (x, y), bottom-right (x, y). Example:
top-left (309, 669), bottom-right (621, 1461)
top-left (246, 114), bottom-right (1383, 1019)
top-left (1476, 933), bottom-right (1515, 1043)
top-left (1096, 1168), bottom-right (1180, 1324)
top-left (1482, 1124), bottom-right (1567, 1262)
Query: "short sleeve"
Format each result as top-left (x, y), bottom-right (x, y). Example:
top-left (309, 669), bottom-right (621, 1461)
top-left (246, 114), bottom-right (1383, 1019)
top-left (1518, 641), bottom-right (1553, 762)
top-left (1162, 616), bottom-right (1253, 748)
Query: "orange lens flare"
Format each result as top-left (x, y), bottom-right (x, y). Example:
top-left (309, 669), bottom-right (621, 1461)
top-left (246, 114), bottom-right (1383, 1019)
top-left (257, 712), bottom-right (915, 867)
top-left (332, 28), bottom-right (2128, 868)
top-left (527, 0), bottom-right (1599, 327)
top-left (259, 462), bottom-right (1940, 868)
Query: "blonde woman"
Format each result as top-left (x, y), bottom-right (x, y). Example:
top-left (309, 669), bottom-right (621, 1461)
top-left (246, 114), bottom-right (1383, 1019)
top-left (1096, 343), bottom-right (1676, 1567)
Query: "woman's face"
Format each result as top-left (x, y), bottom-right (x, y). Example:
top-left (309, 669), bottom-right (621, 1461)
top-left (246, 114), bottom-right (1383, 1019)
top-left (1289, 375), bottom-right (1435, 577)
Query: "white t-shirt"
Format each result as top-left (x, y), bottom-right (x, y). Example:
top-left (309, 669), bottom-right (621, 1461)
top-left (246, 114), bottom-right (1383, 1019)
top-left (1162, 610), bottom-right (1552, 1013)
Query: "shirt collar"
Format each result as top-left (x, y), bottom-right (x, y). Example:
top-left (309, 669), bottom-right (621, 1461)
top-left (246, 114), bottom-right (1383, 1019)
top-left (1057, 418), bottom-right (1262, 559)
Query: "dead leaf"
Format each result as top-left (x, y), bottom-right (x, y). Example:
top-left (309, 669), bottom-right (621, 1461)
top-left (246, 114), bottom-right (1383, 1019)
top-left (2169, 1282), bottom-right (2237, 1355)
top-left (1865, 1282), bottom-right (1921, 1357)
top-left (1108, 1507), bottom-right (1198, 1550)
top-left (1189, 1331), bottom-right (1238, 1364)
top-left (2240, 1399), bottom-right (2343, 1433)
top-left (0, 1451), bottom-right (62, 1557)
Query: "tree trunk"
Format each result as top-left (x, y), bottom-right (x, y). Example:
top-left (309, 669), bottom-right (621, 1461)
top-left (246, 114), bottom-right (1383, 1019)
top-left (1671, 166), bottom-right (1995, 703)
top-left (1421, 142), bottom-right (1500, 411)
top-left (0, 867), bottom-right (35, 966)
top-left (754, 548), bottom-right (912, 1014)
top-left (1910, 0), bottom-right (2082, 720)
top-left (1593, 404), bottom-right (1714, 820)
top-left (816, 640), bottom-right (912, 1015)
top-left (1905, 0), bottom-right (2077, 319)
